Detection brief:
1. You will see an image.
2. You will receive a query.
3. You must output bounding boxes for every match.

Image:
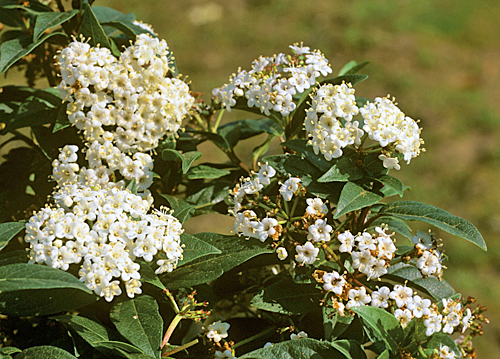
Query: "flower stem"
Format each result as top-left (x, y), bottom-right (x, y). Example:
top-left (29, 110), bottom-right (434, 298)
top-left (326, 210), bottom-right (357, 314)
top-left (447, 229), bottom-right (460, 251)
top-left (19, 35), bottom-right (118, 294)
top-left (233, 326), bottom-right (276, 349)
top-left (161, 313), bottom-right (183, 349)
top-left (162, 339), bottom-right (199, 357)
top-left (213, 109), bottom-right (225, 132)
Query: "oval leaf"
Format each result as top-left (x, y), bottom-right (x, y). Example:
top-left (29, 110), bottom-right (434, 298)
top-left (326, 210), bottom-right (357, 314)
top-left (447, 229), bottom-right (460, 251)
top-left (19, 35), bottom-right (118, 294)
top-left (240, 338), bottom-right (345, 359)
top-left (0, 264), bottom-right (97, 316)
top-left (334, 182), bottom-right (383, 219)
top-left (379, 201), bottom-right (486, 250)
top-left (352, 306), bottom-right (404, 354)
top-left (33, 10), bottom-right (79, 41)
top-left (52, 315), bottom-right (118, 347)
top-left (110, 295), bottom-right (162, 359)
top-left (0, 221), bottom-right (25, 251)
top-left (176, 233), bottom-right (221, 266)
top-left (16, 346), bottom-right (77, 358)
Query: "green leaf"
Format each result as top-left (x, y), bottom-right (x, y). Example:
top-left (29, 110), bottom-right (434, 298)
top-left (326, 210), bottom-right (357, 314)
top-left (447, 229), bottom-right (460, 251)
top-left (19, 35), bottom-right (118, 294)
top-left (138, 260), bottom-right (166, 291)
top-left (281, 139), bottom-right (331, 172)
top-left (251, 277), bottom-right (320, 315)
top-left (1, 95), bottom-right (59, 133)
top-left (377, 349), bottom-right (390, 359)
top-left (334, 182), bottom-right (383, 219)
top-left (386, 262), bottom-right (454, 300)
top-left (176, 233), bottom-right (221, 266)
top-left (244, 117), bottom-right (284, 137)
top-left (53, 102), bottom-right (71, 133)
top-left (0, 221), bottom-right (25, 251)
top-left (323, 306), bottom-right (354, 341)
top-left (0, 250), bottom-right (29, 266)
top-left (185, 165), bottom-right (230, 180)
top-left (0, 32), bottom-right (66, 75)
top-left (100, 21), bottom-right (152, 39)
top-left (338, 61), bottom-right (370, 76)
top-left (185, 129), bottom-right (230, 150)
top-left (110, 295), bottom-right (162, 359)
top-left (15, 346), bottom-right (77, 358)
top-left (79, 4), bottom-right (112, 50)
top-left (379, 201), bottom-right (486, 250)
top-left (0, 263), bottom-right (97, 316)
top-left (161, 148), bottom-right (183, 163)
top-left (423, 332), bottom-right (460, 357)
top-left (53, 315), bottom-right (119, 349)
top-left (159, 233), bottom-right (273, 289)
top-left (318, 157), bottom-right (364, 183)
top-left (93, 341), bottom-right (146, 356)
top-left (330, 339), bottom-right (367, 359)
top-left (159, 194), bottom-right (195, 224)
top-left (33, 10), bottom-right (78, 41)
top-left (0, 347), bottom-right (21, 355)
top-left (325, 74), bottom-right (368, 87)
top-left (352, 306), bottom-right (404, 355)
top-left (363, 153), bottom-right (388, 177)
top-left (371, 175), bottom-right (404, 197)
top-left (181, 151), bottom-right (202, 174)
top-left (92, 6), bottom-right (136, 23)
top-left (240, 338), bottom-right (345, 359)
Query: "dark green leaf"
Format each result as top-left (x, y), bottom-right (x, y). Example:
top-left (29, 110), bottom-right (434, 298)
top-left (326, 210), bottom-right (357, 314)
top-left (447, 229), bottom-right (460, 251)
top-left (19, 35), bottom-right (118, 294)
top-left (0, 32), bottom-right (66, 75)
top-left (53, 102), bottom-right (71, 133)
top-left (334, 182), bottom-right (383, 219)
top-left (386, 262), bottom-right (454, 300)
top-left (355, 96), bottom-right (371, 108)
top-left (181, 151), bottom-right (202, 173)
top-left (185, 129), bottom-right (231, 150)
top-left (159, 233), bottom-right (273, 289)
top-left (185, 165), bottom-right (230, 180)
top-left (176, 233), bottom-right (221, 266)
top-left (330, 339), bottom-right (367, 359)
top-left (0, 250), bottom-right (28, 266)
top-left (101, 21), bottom-right (151, 39)
top-left (323, 306), bottom-right (354, 341)
top-left (0, 264), bottom-right (97, 316)
top-left (92, 6), bottom-right (136, 23)
top-left (33, 10), bottom-right (78, 41)
top-left (93, 341), bottom-right (146, 356)
top-left (240, 338), bottom-right (345, 359)
top-left (110, 295), bottom-right (162, 359)
top-left (138, 260), bottom-right (166, 291)
top-left (0, 221), bottom-right (25, 251)
top-left (2, 95), bottom-right (59, 134)
top-left (79, 4), bottom-right (112, 49)
top-left (244, 118), bottom-right (284, 137)
top-left (352, 306), bottom-right (404, 354)
top-left (0, 347), bottom-right (21, 355)
top-left (423, 332), bottom-right (460, 357)
top-left (379, 201), bottom-right (486, 250)
top-left (251, 277), bottom-right (320, 315)
top-left (159, 194), bottom-right (195, 224)
top-left (363, 153), bottom-right (388, 177)
top-left (371, 175), bottom-right (404, 197)
top-left (161, 148), bottom-right (183, 163)
top-left (53, 315), bottom-right (119, 349)
top-left (281, 139), bottom-right (331, 172)
top-left (318, 157), bottom-right (364, 183)
top-left (15, 346), bottom-right (77, 358)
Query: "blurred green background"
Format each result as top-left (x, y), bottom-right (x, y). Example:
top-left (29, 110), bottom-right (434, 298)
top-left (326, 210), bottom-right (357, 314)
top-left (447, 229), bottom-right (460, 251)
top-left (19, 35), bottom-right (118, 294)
top-left (4, 0), bottom-right (500, 356)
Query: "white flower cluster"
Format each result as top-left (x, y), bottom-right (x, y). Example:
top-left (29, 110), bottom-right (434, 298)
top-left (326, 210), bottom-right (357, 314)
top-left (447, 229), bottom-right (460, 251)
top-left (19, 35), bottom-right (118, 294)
top-left (337, 226), bottom-right (397, 280)
top-left (305, 87), bottom-right (423, 169)
top-left (305, 83), bottom-right (363, 160)
top-left (24, 184), bottom-right (183, 301)
top-left (416, 243), bottom-right (443, 278)
top-left (56, 34), bottom-right (193, 189)
top-left (360, 96), bottom-right (423, 165)
top-left (53, 141), bottom-right (155, 194)
top-left (213, 43), bottom-right (332, 117)
top-left (322, 271), bottom-right (471, 341)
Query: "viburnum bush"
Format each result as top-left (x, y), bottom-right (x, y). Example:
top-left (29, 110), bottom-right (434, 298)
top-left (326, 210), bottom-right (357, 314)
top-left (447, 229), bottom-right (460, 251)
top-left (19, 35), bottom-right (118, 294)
top-left (0, 2), bottom-right (489, 359)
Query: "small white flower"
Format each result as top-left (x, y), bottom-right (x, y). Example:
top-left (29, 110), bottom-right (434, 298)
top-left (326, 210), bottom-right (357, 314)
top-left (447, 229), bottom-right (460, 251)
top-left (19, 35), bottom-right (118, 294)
top-left (394, 308), bottom-right (413, 329)
top-left (295, 242), bottom-right (319, 265)
top-left (378, 154), bottom-right (401, 170)
top-left (322, 271), bottom-right (345, 295)
top-left (206, 321), bottom-right (230, 343)
top-left (279, 178), bottom-right (301, 201)
top-left (290, 331), bottom-right (308, 340)
top-left (276, 247), bottom-right (288, 260)
top-left (371, 286), bottom-right (391, 308)
top-left (346, 287), bottom-right (371, 309)
top-left (306, 198), bottom-right (328, 216)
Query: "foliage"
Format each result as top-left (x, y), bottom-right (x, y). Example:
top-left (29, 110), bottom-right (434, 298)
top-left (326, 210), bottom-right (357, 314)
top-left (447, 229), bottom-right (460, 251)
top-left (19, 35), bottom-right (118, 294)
top-left (0, 2), bottom-right (488, 359)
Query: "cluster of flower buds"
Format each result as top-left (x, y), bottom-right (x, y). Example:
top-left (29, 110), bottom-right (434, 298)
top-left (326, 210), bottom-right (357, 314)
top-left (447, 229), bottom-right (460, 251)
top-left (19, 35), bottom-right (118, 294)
top-left (213, 43), bottom-right (332, 117)
top-left (25, 184), bottom-right (183, 301)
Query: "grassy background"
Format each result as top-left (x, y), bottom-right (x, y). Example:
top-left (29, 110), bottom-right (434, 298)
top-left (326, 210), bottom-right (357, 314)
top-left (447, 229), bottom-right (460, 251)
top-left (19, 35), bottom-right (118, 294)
top-left (4, 0), bottom-right (500, 355)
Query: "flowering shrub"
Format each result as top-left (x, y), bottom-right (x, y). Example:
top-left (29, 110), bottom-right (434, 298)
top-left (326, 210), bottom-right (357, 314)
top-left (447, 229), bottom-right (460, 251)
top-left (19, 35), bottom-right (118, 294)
top-left (0, 3), bottom-right (488, 359)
